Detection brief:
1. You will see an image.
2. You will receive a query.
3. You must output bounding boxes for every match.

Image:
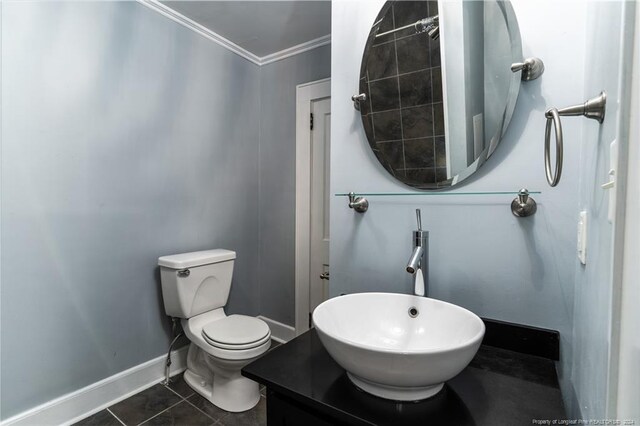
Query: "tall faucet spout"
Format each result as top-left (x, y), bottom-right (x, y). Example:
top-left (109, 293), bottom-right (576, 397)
top-left (407, 209), bottom-right (429, 296)
top-left (406, 246), bottom-right (423, 274)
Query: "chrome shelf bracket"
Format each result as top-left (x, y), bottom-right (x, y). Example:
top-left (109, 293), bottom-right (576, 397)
top-left (348, 192), bottom-right (369, 213)
top-left (511, 189), bottom-right (537, 217)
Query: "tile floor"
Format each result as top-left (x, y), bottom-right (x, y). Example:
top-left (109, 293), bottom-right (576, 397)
top-left (74, 341), bottom-right (280, 426)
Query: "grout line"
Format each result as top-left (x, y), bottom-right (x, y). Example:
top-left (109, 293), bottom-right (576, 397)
top-left (375, 139), bottom-right (403, 144)
top-left (376, 132), bottom-right (445, 143)
top-left (107, 408), bottom-right (127, 426)
top-left (366, 69), bottom-right (375, 141)
top-left (136, 399), bottom-right (184, 426)
top-left (163, 381), bottom-right (193, 400)
top-left (183, 395), bottom-right (228, 423)
top-left (368, 66), bottom-right (440, 84)
top-left (371, 102), bottom-right (443, 116)
top-left (431, 70), bottom-right (437, 171)
top-left (391, 7), bottom-right (407, 172)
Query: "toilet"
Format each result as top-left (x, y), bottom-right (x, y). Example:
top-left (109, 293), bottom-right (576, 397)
top-left (158, 249), bottom-right (271, 412)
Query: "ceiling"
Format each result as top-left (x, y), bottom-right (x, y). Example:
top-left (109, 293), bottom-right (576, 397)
top-left (160, 1), bottom-right (331, 58)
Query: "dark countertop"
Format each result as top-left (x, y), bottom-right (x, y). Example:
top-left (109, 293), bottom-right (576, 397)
top-left (243, 329), bottom-right (565, 426)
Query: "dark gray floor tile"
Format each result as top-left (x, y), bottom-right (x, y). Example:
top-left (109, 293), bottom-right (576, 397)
top-left (187, 393), bottom-right (230, 422)
top-left (109, 384), bottom-right (182, 425)
top-left (141, 401), bottom-right (215, 426)
top-left (73, 409), bottom-right (122, 426)
top-left (165, 373), bottom-right (194, 398)
top-left (266, 340), bottom-right (281, 354)
top-left (218, 396), bottom-right (266, 426)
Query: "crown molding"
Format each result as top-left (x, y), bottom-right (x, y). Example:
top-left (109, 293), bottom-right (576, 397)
top-left (260, 34), bottom-right (331, 66)
top-left (137, 0), bottom-right (330, 67)
top-left (137, 0), bottom-right (261, 65)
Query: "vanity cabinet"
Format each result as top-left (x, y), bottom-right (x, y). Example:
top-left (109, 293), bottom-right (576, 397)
top-left (243, 329), bottom-right (564, 426)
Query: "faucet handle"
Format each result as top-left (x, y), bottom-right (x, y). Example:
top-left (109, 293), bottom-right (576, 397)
top-left (416, 209), bottom-right (422, 231)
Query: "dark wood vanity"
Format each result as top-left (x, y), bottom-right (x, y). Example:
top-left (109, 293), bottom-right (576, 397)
top-left (243, 327), bottom-right (564, 426)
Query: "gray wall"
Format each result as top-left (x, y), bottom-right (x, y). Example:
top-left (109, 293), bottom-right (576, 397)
top-left (0, 1), bottom-right (261, 419)
top-left (258, 46), bottom-right (331, 326)
top-left (331, 0), bottom-right (587, 415)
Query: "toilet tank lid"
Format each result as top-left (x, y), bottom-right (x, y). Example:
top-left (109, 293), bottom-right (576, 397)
top-left (158, 249), bottom-right (236, 269)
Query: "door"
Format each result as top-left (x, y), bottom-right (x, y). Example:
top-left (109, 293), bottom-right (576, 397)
top-left (295, 78), bottom-right (330, 335)
top-left (309, 98), bottom-right (331, 313)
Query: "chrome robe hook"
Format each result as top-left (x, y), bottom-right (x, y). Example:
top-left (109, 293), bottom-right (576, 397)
top-left (544, 91), bottom-right (606, 187)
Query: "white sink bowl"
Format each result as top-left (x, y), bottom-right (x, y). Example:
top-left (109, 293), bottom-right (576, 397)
top-left (312, 292), bottom-right (485, 401)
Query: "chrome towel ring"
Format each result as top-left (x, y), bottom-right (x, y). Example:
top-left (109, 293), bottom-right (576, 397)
top-left (544, 109), bottom-right (563, 186)
top-left (544, 91), bottom-right (606, 187)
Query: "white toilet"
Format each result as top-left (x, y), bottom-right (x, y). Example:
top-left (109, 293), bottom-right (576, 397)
top-left (158, 249), bottom-right (271, 412)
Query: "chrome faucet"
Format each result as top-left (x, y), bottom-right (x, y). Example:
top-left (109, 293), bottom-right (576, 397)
top-left (406, 245), bottom-right (423, 274)
top-left (406, 209), bottom-right (429, 296)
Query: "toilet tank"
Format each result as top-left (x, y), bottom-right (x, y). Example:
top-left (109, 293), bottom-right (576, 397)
top-left (158, 249), bottom-right (236, 318)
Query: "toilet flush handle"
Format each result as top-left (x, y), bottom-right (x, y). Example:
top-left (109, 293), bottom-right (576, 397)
top-left (177, 269), bottom-right (190, 277)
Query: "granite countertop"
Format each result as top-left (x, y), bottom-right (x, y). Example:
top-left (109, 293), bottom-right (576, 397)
top-left (243, 329), bottom-right (565, 426)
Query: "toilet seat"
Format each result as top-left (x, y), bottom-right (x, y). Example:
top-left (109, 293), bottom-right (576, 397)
top-left (202, 315), bottom-right (271, 350)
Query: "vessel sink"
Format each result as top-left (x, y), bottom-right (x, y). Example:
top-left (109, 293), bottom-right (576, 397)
top-left (312, 292), bottom-right (485, 401)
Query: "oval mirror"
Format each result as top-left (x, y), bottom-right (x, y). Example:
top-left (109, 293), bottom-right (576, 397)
top-left (358, 0), bottom-right (522, 189)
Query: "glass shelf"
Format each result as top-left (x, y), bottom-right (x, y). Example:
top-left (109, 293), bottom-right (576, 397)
top-left (335, 190), bottom-right (542, 197)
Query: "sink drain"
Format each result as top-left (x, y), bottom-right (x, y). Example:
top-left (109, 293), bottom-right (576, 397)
top-left (408, 307), bottom-right (419, 318)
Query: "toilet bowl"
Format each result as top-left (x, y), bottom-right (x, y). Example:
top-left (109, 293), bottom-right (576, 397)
top-left (158, 249), bottom-right (271, 412)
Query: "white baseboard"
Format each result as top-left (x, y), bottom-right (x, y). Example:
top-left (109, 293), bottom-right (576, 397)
top-left (258, 316), bottom-right (296, 343)
top-left (1, 346), bottom-right (189, 426)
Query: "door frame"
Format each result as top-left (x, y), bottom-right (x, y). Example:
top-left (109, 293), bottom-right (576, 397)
top-left (294, 77), bottom-right (331, 336)
top-left (608, 1), bottom-right (639, 416)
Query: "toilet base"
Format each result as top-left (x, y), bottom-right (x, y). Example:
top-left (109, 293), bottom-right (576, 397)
top-left (183, 343), bottom-right (261, 413)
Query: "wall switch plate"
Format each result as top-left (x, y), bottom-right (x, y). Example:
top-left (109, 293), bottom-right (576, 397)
top-left (601, 140), bottom-right (618, 223)
top-left (577, 211), bottom-right (588, 265)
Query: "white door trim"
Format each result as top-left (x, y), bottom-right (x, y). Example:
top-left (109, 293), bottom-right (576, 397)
top-left (295, 78), bottom-right (331, 336)
top-left (610, 1), bottom-right (640, 417)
